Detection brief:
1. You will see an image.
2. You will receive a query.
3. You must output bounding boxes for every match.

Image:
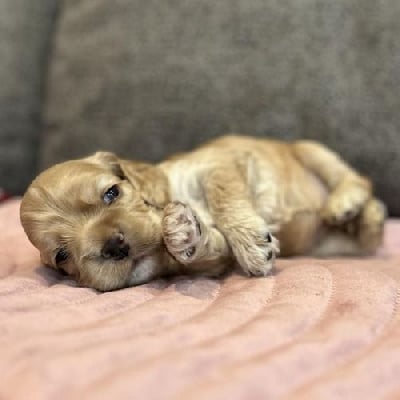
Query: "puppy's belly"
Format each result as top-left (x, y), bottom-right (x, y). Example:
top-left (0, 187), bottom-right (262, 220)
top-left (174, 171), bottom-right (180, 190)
top-left (255, 165), bottom-right (328, 256)
top-left (275, 181), bottom-right (328, 256)
top-left (277, 211), bottom-right (322, 256)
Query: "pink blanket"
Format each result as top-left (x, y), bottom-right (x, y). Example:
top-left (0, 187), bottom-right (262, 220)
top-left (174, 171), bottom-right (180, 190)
top-left (1, 199), bottom-right (400, 399)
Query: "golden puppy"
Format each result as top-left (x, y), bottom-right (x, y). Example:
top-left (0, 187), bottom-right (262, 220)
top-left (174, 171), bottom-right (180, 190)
top-left (20, 135), bottom-right (386, 291)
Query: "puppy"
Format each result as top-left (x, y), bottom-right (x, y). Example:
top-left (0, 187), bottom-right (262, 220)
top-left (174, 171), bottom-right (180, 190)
top-left (20, 135), bottom-right (386, 291)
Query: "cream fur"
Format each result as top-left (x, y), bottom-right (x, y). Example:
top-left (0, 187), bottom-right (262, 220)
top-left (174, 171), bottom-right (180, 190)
top-left (20, 135), bottom-right (386, 291)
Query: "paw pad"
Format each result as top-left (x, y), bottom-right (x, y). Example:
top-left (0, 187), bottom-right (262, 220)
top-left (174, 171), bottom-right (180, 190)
top-left (162, 202), bottom-right (202, 264)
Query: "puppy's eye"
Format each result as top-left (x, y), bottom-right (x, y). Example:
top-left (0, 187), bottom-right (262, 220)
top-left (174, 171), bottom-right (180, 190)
top-left (103, 184), bottom-right (120, 205)
top-left (55, 248), bottom-right (69, 265)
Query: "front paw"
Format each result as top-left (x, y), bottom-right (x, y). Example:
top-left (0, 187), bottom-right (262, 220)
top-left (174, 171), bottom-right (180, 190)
top-left (162, 202), bottom-right (202, 264)
top-left (234, 230), bottom-right (280, 277)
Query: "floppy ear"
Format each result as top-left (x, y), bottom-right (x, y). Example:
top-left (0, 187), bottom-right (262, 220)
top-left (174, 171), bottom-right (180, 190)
top-left (86, 152), bottom-right (168, 208)
top-left (85, 151), bottom-right (126, 179)
top-left (118, 159), bottom-right (155, 190)
top-left (88, 151), bottom-right (119, 164)
top-left (119, 159), bottom-right (169, 208)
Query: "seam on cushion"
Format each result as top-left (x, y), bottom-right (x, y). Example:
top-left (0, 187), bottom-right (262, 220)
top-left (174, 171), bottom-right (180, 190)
top-left (58, 279), bottom-right (193, 334)
top-left (61, 275), bottom-right (277, 396)
top-left (36, 0), bottom-right (65, 176)
top-left (0, 284), bottom-right (169, 377)
top-left (173, 264), bottom-right (335, 398)
top-left (284, 275), bottom-right (400, 399)
top-left (189, 264), bottom-right (396, 399)
top-left (52, 276), bottom-right (222, 340)
top-left (46, 277), bottom-right (223, 347)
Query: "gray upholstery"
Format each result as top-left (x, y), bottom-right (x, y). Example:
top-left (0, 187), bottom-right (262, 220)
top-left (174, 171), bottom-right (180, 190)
top-left (41, 0), bottom-right (400, 215)
top-left (0, 0), bottom-right (59, 194)
top-left (0, 0), bottom-right (399, 214)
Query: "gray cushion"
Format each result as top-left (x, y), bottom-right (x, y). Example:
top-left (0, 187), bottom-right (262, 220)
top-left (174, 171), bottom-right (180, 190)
top-left (0, 0), bottom-right (59, 194)
top-left (42, 0), bottom-right (400, 215)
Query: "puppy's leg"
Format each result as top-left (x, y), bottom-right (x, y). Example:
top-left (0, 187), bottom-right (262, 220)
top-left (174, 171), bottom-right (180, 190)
top-left (162, 202), bottom-right (232, 276)
top-left (311, 198), bottom-right (386, 257)
top-left (293, 141), bottom-right (372, 225)
top-left (358, 197), bottom-right (386, 254)
top-left (202, 168), bottom-right (280, 277)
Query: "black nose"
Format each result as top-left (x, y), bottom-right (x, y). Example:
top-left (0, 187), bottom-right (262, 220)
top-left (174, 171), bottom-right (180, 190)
top-left (101, 233), bottom-right (130, 260)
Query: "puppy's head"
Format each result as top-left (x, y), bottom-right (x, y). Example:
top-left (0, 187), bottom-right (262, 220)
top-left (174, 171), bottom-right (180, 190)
top-left (20, 152), bottom-right (168, 291)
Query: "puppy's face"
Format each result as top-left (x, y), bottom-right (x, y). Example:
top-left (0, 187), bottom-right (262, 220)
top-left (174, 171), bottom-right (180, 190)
top-left (20, 152), bottom-right (167, 291)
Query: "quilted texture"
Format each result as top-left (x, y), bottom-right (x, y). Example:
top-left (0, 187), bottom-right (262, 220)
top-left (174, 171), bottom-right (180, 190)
top-left (1, 199), bottom-right (400, 399)
top-left (0, 0), bottom-right (59, 194)
top-left (41, 0), bottom-right (400, 215)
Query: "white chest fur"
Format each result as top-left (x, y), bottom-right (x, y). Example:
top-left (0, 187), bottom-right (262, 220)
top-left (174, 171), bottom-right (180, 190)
top-left (164, 161), bottom-right (214, 226)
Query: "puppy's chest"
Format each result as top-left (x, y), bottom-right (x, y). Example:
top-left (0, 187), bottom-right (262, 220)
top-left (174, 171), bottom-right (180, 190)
top-left (164, 161), bottom-right (213, 225)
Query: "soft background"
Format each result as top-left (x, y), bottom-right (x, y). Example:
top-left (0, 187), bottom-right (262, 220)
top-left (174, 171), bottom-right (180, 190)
top-left (0, 0), bottom-right (399, 214)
